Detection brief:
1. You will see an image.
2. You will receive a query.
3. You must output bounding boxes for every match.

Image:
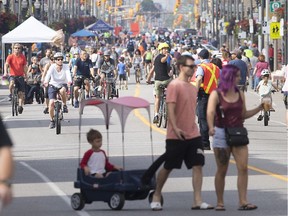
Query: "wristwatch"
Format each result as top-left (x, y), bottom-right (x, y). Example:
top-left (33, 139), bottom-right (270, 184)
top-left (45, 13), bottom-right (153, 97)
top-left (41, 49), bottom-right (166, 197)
top-left (0, 180), bottom-right (12, 188)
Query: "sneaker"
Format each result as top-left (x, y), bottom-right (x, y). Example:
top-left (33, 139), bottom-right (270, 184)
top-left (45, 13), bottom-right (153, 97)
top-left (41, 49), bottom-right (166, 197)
top-left (63, 105), bottom-right (68, 113)
top-left (74, 100), bottom-right (79, 108)
top-left (49, 120), bottom-right (55, 129)
top-left (8, 94), bottom-right (12, 101)
top-left (43, 107), bottom-right (49, 114)
top-left (18, 106), bottom-right (23, 114)
top-left (153, 115), bottom-right (159, 124)
top-left (257, 115), bottom-right (263, 121)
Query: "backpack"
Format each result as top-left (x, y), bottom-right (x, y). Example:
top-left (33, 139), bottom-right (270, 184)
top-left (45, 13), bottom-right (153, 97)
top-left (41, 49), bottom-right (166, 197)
top-left (127, 40), bottom-right (134, 51)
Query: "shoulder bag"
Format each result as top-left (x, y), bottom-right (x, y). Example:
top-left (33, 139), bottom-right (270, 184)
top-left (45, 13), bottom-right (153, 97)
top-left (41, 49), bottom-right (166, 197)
top-left (217, 91), bottom-right (249, 147)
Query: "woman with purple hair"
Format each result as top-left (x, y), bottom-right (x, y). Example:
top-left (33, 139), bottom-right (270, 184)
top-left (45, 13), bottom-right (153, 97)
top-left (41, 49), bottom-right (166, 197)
top-left (206, 64), bottom-right (265, 211)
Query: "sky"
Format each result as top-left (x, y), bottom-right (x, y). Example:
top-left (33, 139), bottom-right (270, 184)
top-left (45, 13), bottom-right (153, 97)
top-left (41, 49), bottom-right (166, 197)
top-left (153, 0), bottom-right (175, 11)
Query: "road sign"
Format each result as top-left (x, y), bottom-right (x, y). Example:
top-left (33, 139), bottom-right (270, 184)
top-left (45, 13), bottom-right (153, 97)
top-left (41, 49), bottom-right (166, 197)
top-left (270, 22), bottom-right (281, 39)
top-left (270, 2), bottom-right (281, 12)
top-left (262, 21), bottom-right (269, 35)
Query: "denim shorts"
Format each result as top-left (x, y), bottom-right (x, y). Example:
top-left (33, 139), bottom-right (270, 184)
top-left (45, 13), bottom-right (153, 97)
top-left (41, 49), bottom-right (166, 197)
top-left (212, 127), bottom-right (228, 148)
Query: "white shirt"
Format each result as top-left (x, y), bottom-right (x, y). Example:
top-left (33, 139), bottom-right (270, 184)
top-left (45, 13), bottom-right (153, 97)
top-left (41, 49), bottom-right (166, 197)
top-left (88, 151), bottom-right (106, 174)
top-left (45, 64), bottom-right (72, 88)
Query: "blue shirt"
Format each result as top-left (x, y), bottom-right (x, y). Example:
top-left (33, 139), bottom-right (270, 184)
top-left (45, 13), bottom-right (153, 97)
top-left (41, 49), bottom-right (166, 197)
top-left (195, 59), bottom-right (210, 77)
top-left (228, 59), bottom-right (248, 85)
top-left (117, 62), bottom-right (126, 75)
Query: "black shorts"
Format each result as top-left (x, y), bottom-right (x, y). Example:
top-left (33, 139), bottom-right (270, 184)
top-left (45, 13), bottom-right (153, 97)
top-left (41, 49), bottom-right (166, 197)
top-left (44, 86), bottom-right (49, 99)
top-left (164, 136), bottom-right (204, 170)
top-left (9, 76), bottom-right (25, 92)
top-left (119, 74), bottom-right (126, 81)
top-left (74, 76), bottom-right (89, 88)
top-left (145, 60), bottom-right (152, 64)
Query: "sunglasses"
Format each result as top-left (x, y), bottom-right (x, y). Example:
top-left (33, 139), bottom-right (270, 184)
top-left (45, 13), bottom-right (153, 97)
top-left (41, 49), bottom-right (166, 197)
top-left (56, 58), bottom-right (63, 61)
top-left (183, 64), bottom-right (196, 69)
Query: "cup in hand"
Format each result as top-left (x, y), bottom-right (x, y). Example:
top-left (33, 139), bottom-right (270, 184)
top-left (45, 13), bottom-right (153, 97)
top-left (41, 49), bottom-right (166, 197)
top-left (262, 97), bottom-right (272, 111)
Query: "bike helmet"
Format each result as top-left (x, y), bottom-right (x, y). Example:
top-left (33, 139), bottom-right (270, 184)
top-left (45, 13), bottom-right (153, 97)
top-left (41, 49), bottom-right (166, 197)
top-left (104, 50), bottom-right (111, 56)
top-left (261, 69), bottom-right (270, 76)
top-left (54, 52), bottom-right (63, 59)
top-left (158, 42), bottom-right (169, 50)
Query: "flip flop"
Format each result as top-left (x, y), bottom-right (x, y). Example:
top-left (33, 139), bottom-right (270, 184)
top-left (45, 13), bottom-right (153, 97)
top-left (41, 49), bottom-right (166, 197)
top-left (215, 205), bottom-right (226, 211)
top-left (238, 203), bottom-right (258, 211)
top-left (191, 202), bottom-right (214, 210)
top-left (150, 202), bottom-right (162, 211)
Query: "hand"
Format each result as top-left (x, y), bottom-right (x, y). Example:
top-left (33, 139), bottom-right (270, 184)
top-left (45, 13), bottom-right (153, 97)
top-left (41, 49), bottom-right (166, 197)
top-left (208, 128), bottom-right (215, 136)
top-left (174, 128), bottom-right (186, 141)
top-left (43, 82), bottom-right (48, 87)
top-left (83, 166), bottom-right (90, 176)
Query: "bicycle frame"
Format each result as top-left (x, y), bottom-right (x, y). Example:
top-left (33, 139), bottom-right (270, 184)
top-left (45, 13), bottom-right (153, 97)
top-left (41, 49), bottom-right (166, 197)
top-left (11, 83), bottom-right (19, 116)
top-left (156, 85), bottom-right (168, 128)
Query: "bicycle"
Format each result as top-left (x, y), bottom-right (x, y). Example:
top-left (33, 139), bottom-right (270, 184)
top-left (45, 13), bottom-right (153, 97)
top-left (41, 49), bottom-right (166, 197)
top-left (257, 90), bottom-right (276, 126)
top-left (11, 79), bottom-right (19, 117)
top-left (101, 76), bottom-right (119, 100)
top-left (53, 90), bottom-right (65, 135)
top-left (156, 84), bottom-right (168, 128)
top-left (134, 64), bottom-right (141, 84)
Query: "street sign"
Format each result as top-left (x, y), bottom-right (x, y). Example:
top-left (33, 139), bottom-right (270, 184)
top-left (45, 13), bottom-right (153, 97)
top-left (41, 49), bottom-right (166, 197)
top-left (270, 22), bottom-right (281, 39)
top-left (262, 21), bottom-right (269, 35)
top-left (270, 2), bottom-right (281, 12)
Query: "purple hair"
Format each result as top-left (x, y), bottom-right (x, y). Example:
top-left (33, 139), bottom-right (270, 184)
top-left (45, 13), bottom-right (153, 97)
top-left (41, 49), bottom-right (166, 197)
top-left (218, 64), bottom-right (240, 95)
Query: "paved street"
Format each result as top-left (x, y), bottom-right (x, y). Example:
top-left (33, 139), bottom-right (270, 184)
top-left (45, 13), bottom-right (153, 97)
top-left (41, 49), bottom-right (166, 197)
top-left (0, 80), bottom-right (287, 216)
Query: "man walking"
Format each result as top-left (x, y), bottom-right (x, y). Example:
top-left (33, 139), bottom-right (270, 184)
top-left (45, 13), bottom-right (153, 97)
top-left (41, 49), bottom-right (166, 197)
top-left (150, 55), bottom-right (213, 211)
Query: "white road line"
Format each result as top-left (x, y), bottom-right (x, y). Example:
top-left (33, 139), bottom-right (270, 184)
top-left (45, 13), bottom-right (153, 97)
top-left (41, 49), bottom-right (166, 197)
top-left (20, 162), bottom-right (91, 216)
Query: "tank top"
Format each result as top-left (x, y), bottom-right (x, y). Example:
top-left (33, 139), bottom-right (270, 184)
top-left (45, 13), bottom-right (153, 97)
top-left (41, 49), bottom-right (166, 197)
top-left (215, 90), bottom-right (244, 128)
top-left (145, 51), bottom-right (152, 60)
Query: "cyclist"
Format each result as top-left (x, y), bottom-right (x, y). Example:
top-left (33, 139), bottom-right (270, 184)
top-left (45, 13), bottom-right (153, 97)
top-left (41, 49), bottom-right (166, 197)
top-left (143, 46), bottom-right (153, 79)
top-left (25, 57), bottom-right (41, 104)
top-left (72, 50), bottom-right (94, 108)
top-left (3, 43), bottom-right (27, 114)
top-left (44, 52), bottom-right (72, 129)
top-left (132, 49), bottom-right (143, 81)
top-left (98, 51), bottom-right (116, 92)
top-left (121, 49), bottom-right (132, 79)
top-left (153, 42), bottom-right (172, 124)
top-left (256, 69), bottom-right (278, 121)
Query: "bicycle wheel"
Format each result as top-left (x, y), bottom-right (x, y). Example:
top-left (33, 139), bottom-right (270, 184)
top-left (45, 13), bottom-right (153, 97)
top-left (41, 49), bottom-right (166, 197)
top-left (162, 101), bottom-right (168, 128)
top-left (263, 111), bottom-right (269, 126)
top-left (70, 85), bottom-right (74, 106)
top-left (156, 100), bottom-right (163, 128)
top-left (106, 84), bottom-right (111, 100)
top-left (55, 101), bottom-right (61, 134)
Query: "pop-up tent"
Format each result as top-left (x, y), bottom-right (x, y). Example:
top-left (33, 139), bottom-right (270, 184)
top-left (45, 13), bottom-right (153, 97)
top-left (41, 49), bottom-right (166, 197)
top-left (86, 19), bottom-right (114, 32)
top-left (71, 29), bottom-right (96, 37)
top-left (2, 16), bottom-right (57, 44)
top-left (1, 16), bottom-right (58, 70)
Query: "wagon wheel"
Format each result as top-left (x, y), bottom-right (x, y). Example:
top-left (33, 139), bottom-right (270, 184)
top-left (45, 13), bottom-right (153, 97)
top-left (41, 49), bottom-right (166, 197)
top-left (108, 193), bottom-right (125, 210)
top-left (71, 193), bottom-right (85, 210)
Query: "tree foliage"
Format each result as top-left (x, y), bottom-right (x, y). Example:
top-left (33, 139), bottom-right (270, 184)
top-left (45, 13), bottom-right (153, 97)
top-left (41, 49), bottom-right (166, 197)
top-left (0, 12), bottom-right (18, 34)
top-left (140, 0), bottom-right (160, 18)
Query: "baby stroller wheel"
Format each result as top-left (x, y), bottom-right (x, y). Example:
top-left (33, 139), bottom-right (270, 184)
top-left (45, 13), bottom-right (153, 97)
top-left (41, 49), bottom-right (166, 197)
top-left (148, 191), bottom-right (164, 206)
top-left (108, 193), bottom-right (125, 210)
top-left (71, 193), bottom-right (85, 210)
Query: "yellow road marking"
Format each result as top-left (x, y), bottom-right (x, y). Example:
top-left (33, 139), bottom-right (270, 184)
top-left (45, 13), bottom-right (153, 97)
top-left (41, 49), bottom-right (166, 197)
top-left (134, 84), bottom-right (287, 182)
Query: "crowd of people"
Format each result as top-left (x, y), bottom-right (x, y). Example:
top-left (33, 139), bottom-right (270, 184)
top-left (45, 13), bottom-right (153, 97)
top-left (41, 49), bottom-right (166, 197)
top-left (1, 31), bottom-right (288, 212)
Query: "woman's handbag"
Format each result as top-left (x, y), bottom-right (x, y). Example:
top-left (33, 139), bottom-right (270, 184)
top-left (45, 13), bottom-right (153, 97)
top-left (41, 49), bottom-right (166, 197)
top-left (225, 127), bottom-right (249, 146)
top-left (217, 91), bottom-right (249, 147)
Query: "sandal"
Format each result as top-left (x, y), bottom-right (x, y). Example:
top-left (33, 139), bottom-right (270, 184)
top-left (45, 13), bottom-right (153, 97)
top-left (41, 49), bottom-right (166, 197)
top-left (191, 202), bottom-right (214, 210)
top-left (150, 202), bottom-right (162, 211)
top-left (215, 205), bottom-right (226, 211)
top-left (238, 203), bottom-right (258, 211)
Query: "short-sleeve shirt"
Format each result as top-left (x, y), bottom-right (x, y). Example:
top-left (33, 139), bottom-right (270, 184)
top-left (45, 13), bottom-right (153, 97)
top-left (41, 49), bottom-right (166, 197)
top-left (228, 59), bottom-right (248, 85)
top-left (6, 54), bottom-right (27, 76)
top-left (117, 62), bottom-right (126, 75)
top-left (75, 58), bottom-right (93, 77)
top-left (166, 79), bottom-right (200, 140)
top-left (0, 116), bottom-right (13, 147)
top-left (154, 54), bottom-right (170, 81)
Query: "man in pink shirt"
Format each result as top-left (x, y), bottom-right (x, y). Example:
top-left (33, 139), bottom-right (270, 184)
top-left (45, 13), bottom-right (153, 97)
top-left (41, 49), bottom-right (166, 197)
top-left (150, 55), bottom-right (213, 211)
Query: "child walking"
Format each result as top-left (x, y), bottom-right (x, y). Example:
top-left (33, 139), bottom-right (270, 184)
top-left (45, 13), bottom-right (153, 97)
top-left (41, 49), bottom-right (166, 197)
top-left (117, 57), bottom-right (128, 90)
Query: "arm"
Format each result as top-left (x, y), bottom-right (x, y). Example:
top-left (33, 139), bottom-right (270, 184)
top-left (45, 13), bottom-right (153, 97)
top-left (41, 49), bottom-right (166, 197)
top-left (80, 150), bottom-right (93, 175)
top-left (3, 59), bottom-right (9, 77)
top-left (241, 91), bottom-right (263, 119)
top-left (167, 102), bottom-right (185, 140)
top-left (160, 54), bottom-right (169, 63)
top-left (195, 75), bottom-right (203, 91)
top-left (44, 66), bottom-right (52, 86)
top-left (207, 91), bottom-right (218, 136)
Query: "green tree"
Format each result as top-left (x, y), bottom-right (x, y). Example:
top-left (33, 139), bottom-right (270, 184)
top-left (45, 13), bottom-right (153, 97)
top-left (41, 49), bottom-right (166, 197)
top-left (0, 12), bottom-right (18, 34)
top-left (140, 0), bottom-right (160, 18)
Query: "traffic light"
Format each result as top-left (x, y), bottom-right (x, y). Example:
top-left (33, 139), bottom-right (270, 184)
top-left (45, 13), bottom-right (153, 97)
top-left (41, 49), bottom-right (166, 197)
top-left (97, 0), bottom-right (101, 7)
top-left (135, 2), bottom-right (140, 12)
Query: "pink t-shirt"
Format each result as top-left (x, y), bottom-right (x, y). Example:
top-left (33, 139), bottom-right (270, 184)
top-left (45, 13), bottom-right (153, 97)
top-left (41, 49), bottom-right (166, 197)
top-left (166, 79), bottom-right (200, 139)
top-left (255, 61), bottom-right (269, 78)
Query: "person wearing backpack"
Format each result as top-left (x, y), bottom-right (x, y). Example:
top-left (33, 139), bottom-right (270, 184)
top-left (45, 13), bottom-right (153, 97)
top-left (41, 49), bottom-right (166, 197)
top-left (126, 36), bottom-right (135, 57)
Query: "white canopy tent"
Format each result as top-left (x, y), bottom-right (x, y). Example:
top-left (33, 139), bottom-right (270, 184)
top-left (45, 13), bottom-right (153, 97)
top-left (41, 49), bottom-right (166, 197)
top-left (1, 16), bottom-right (58, 70)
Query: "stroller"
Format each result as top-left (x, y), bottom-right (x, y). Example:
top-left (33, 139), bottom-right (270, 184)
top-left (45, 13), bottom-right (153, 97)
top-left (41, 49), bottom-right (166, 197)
top-left (71, 96), bottom-right (163, 210)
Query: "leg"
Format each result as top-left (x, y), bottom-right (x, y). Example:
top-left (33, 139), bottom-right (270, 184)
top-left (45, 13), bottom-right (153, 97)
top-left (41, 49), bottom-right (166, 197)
top-left (197, 97), bottom-right (210, 149)
top-left (73, 85), bottom-right (79, 101)
top-left (152, 167), bottom-right (172, 202)
top-left (214, 147), bottom-right (231, 207)
top-left (231, 146), bottom-right (250, 206)
top-left (49, 99), bottom-right (55, 121)
top-left (59, 87), bottom-right (67, 105)
top-left (192, 165), bottom-right (203, 206)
